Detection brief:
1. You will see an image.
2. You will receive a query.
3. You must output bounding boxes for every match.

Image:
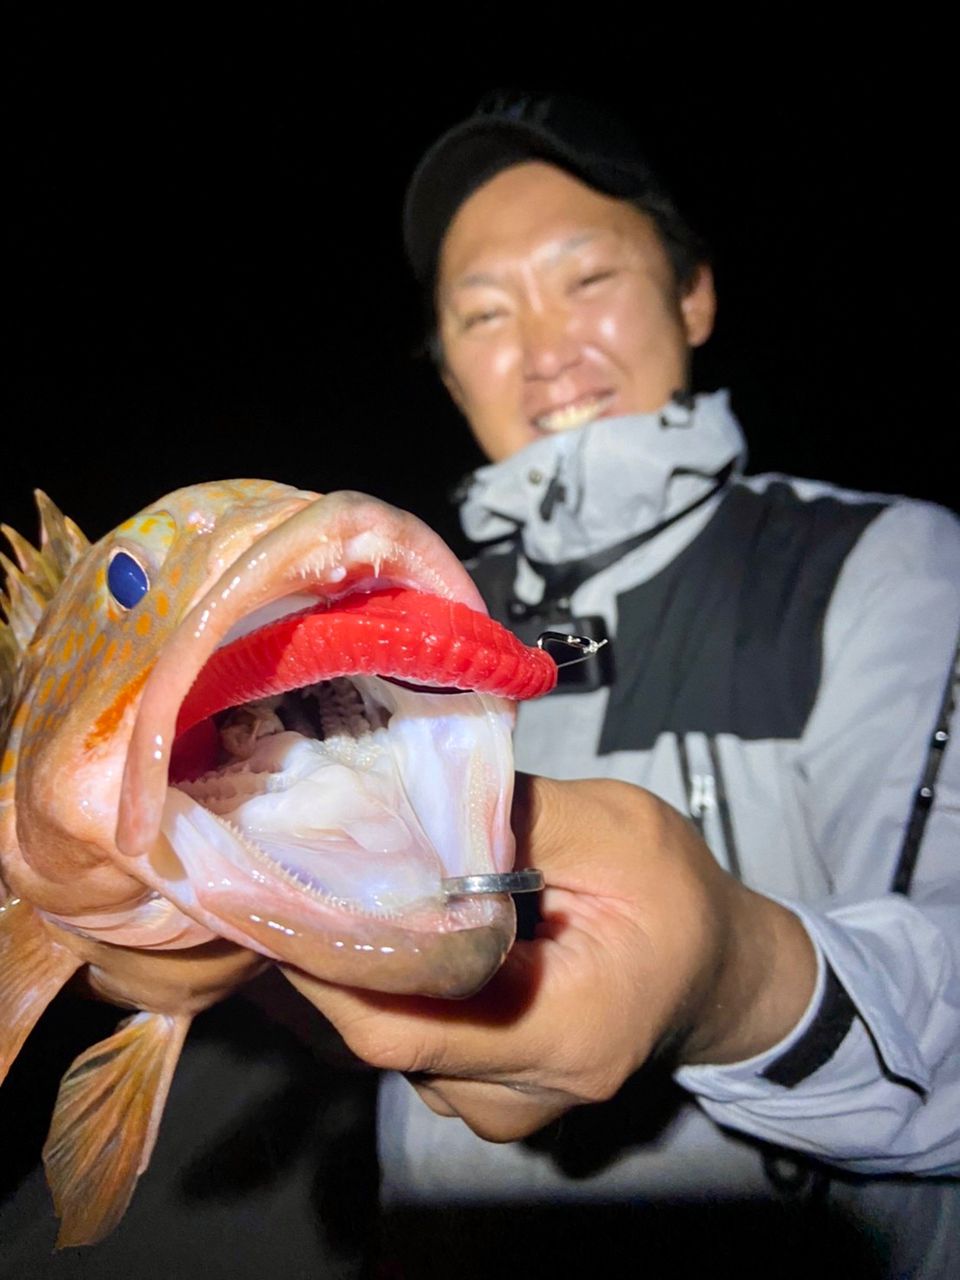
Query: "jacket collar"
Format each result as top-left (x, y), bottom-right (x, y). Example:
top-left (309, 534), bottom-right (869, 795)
top-left (459, 390), bottom-right (746, 566)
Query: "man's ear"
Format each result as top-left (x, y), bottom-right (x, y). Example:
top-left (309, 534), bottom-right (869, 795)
top-left (680, 263), bottom-right (716, 349)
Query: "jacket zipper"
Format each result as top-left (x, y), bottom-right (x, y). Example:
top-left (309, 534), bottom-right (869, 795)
top-left (706, 735), bottom-right (742, 880)
top-left (677, 733), bottom-right (743, 880)
top-left (676, 736), bottom-right (705, 837)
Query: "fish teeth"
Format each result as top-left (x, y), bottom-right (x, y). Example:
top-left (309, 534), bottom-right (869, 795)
top-left (213, 810), bottom-right (397, 915)
top-left (176, 761), bottom-right (281, 811)
top-left (248, 832), bottom-right (401, 920)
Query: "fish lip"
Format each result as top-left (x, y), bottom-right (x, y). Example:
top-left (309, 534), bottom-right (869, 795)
top-left (279, 899), bottom-right (516, 998)
top-left (116, 491), bottom-right (488, 862)
top-left (208, 864), bottom-right (517, 993)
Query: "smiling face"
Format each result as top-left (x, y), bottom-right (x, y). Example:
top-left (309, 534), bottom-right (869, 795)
top-left (436, 161), bottom-right (716, 462)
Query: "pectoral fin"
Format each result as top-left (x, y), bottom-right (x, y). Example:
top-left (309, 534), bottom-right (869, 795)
top-left (0, 896), bottom-right (82, 1086)
top-left (43, 1009), bottom-right (190, 1247)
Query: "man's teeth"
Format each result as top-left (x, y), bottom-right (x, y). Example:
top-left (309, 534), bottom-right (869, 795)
top-left (534, 395), bottom-right (611, 433)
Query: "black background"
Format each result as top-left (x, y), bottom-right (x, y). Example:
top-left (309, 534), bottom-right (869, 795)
top-left (7, 27), bottom-right (957, 559)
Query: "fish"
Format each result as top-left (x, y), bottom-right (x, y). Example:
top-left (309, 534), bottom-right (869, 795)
top-left (0, 479), bottom-right (556, 1247)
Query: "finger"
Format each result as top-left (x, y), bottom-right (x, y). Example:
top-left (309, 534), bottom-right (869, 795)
top-left (281, 966), bottom-right (456, 1072)
top-left (410, 1074), bottom-right (572, 1142)
top-left (408, 1078), bottom-right (459, 1118)
top-left (280, 946), bottom-right (546, 1078)
top-left (512, 773), bottom-right (664, 893)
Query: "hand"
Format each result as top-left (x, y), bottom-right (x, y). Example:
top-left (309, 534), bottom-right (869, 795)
top-left (289, 775), bottom-right (816, 1142)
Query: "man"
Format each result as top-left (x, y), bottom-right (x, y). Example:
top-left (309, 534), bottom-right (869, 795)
top-left (308, 94), bottom-right (960, 1277)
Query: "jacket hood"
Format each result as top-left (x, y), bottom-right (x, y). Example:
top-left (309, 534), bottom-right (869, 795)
top-left (459, 390), bottom-right (745, 565)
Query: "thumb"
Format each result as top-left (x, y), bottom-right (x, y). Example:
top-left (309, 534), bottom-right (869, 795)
top-left (278, 949), bottom-right (541, 1079)
top-left (278, 964), bottom-right (458, 1073)
top-left (511, 772), bottom-right (661, 895)
top-left (510, 772), bottom-right (580, 871)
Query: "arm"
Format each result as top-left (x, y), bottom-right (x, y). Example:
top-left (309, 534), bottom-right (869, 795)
top-left (676, 499), bottom-right (960, 1174)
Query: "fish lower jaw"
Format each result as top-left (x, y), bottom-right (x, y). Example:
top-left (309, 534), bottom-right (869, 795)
top-left (161, 791), bottom-right (446, 927)
top-left (146, 669), bottom-right (518, 995)
top-left (219, 811), bottom-right (431, 923)
top-left (532, 392), bottom-right (614, 433)
top-left (154, 787), bottom-right (515, 996)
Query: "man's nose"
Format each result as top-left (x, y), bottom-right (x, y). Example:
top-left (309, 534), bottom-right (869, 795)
top-left (520, 307), bottom-right (581, 380)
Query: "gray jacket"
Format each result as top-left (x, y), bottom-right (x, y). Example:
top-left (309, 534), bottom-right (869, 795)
top-left (379, 392), bottom-right (960, 1277)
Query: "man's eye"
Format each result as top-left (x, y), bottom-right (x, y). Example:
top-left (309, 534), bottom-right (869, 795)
top-left (574, 269), bottom-right (616, 291)
top-left (462, 309), bottom-right (504, 331)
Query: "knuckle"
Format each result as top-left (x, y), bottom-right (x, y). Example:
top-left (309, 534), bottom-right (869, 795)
top-left (355, 1028), bottom-right (444, 1076)
top-left (578, 1066), bottom-right (623, 1105)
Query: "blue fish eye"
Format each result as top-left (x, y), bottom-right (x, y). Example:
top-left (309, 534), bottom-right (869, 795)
top-left (107, 550), bottom-right (150, 609)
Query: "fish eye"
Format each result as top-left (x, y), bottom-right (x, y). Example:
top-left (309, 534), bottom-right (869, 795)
top-left (107, 550), bottom-right (150, 609)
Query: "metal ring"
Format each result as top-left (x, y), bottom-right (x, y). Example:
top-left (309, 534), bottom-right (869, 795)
top-left (442, 869), bottom-right (545, 896)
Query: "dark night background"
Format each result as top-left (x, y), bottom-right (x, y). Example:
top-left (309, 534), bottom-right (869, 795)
top-left (3, 25), bottom-right (956, 1280)
top-left (7, 32), bottom-right (957, 554)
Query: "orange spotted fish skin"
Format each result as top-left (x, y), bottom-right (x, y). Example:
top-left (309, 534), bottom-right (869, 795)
top-left (1, 480), bottom-right (312, 920)
top-left (0, 481), bottom-right (316, 1246)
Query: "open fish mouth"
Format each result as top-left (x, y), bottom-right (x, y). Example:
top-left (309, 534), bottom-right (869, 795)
top-left (115, 492), bottom-right (555, 996)
top-left (171, 675), bottom-right (487, 915)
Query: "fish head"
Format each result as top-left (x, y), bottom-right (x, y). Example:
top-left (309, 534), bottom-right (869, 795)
top-left (2, 481), bottom-right (556, 1001)
top-left (4, 481), bottom-right (309, 894)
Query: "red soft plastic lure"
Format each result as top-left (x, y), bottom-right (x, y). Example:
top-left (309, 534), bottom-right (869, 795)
top-left (175, 587), bottom-right (556, 745)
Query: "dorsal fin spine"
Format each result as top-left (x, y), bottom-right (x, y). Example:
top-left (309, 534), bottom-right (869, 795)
top-left (1, 494), bottom-right (91, 725)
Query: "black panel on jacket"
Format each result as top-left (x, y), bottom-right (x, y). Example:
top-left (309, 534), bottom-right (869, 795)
top-left (600, 482), bottom-right (885, 750)
top-left (466, 546), bottom-right (522, 626)
top-left (467, 482), bottom-right (886, 751)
